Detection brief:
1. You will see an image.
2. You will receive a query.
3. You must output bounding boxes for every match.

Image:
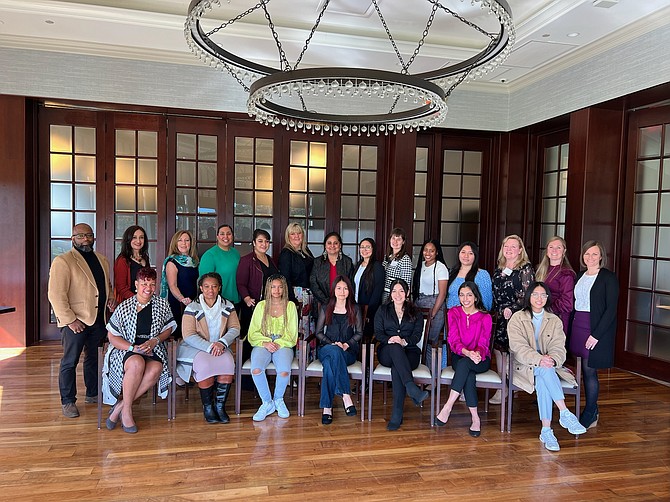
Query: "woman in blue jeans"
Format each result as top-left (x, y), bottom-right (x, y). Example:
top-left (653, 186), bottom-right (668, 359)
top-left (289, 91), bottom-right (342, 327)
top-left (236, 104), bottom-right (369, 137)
top-left (315, 275), bottom-right (363, 424)
top-left (248, 275), bottom-right (298, 422)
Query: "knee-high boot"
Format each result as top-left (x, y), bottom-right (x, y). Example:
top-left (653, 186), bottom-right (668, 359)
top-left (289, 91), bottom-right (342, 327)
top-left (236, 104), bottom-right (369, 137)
top-left (215, 382), bottom-right (231, 424)
top-left (199, 386), bottom-right (220, 423)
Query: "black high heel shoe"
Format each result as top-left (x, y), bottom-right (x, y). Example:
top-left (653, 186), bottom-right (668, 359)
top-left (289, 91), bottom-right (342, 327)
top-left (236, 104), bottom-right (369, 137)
top-left (343, 403), bottom-right (357, 416)
top-left (434, 416), bottom-right (447, 427)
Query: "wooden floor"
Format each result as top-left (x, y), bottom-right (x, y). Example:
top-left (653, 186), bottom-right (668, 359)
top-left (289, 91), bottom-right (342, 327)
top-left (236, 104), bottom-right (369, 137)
top-left (1, 345), bottom-right (669, 501)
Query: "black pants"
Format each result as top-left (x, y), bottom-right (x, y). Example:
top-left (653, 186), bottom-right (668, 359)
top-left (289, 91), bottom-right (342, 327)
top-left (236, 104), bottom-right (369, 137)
top-left (378, 343), bottom-right (421, 419)
top-left (450, 353), bottom-right (491, 408)
top-left (58, 321), bottom-right (106, 404)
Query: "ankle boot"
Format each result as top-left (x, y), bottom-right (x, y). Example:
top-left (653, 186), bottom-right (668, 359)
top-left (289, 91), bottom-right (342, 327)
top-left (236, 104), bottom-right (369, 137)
top-left (199, 386), bottom-right (220, 423)
top-left (405, 381), bottom-right (429, 406)
top-left (214, 382), bottom-right (231, 424)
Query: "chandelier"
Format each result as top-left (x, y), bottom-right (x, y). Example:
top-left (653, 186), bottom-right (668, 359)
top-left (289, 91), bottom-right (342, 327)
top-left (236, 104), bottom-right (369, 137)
top-left (185, 0), bottom-right (515, 136)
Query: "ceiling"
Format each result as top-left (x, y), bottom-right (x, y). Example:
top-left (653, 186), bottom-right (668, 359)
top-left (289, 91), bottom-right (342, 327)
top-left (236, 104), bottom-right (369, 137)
top-left (0, 0), bottom-right (669, 89)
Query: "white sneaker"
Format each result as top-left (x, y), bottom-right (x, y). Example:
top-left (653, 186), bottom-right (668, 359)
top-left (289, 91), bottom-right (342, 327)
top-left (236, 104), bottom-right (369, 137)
top-left (559, 410), bottom-right (587, 435)
top-left (539, 428), bottom-right (560, 451)
top-left (252, 401), bottom-right (276, 422)
top-left (489, 389), bottom-right (502, 405)
top-left (275, 398), bottom-right (290, 419)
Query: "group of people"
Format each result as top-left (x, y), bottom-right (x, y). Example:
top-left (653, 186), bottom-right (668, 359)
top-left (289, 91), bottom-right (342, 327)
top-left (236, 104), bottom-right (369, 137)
top-left (49, 222), bottom-right (618, 450)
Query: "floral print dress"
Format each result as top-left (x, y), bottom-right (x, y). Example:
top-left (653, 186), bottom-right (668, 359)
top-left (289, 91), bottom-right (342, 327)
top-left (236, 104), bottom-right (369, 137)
top-left (491, 262), bottom-right (534, 352)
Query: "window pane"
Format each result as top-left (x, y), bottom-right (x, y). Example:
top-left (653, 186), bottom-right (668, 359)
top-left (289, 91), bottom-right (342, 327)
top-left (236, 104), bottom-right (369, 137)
top-left (461, 223), bottom-right (479, 243)
top-left (342, 145), bottom-right (359, 169)
top-left (631, 226), bottom-right (656, 256)
top-left (176, 188), bottom-right (196, 213)
top-left (543, 198), bottom-right (557, 223)
top-left (630, 258), bottom-right (654, 289)
top-left (51, 154), bottom-right (72, 181)
top-left (75, 156), bottom-right (96, 182)
top-left (255, 165), bottom-right (273, 190)
top-left (290, 167), bottom-right (307, 191)
top-left (176, 215), bottom-right (196, 234)
top-left (309, 194), bottom-right (326, 218)
top-left (51, 239), bottom-right (72, 261)
top-left (290, 141), bottom-right (308, 166)
top-left (628, 290), bottom-right (652, 323)
top-left (545, 146), bottom-right (559, 172)
top-left (341, 196), bottom-right (357, 218)
top-left (442, 175), bottom-right (461, 197)
top-left (441, 222), bottom-right (459, 245)
top-left (414, 173), bottom-right (427, 196)
top-left (557, 198), bottom-right (567, 223)
top-left (198, 135), bottom-right (217, 161)
top-left (256, 139), bottom-right (273, 164)
top-left (340, 220), bottom-right (357, 243)
top-left (463, 151), bottom-right (482, 174)
top-left (656, 260), bottom-right (670, 292)
top-left (235, 137), bottom-right (253, 162)
top-left (289, 194), bottom-right (306, 217)
top-left (51, 212), bottom-right (72, 238)
top-left (660, 193), bottom-right (670, 224)
top-left (361, 146), bottom-right (377, 170)
top-left (255, 192), bottom-right (273, 216)
top-left (74, 127), bottom-right (96, 154)
top-left (654, 294), bottom-right (670, 328)
top-left (198, 162), bottom-right (217, 187)
top-left (116, 130), bottom-right (135, 156)
top-left (359, 196), bottom-right (376, 219)
top-left (138, 187), bottom-right (157, 212)
top-left (558, 171), bottom-right (568, 196)
top-left (650, 326), bottom-right (670, 362)
top-left (138, 214), bottom-right (157, 240)
top-left (198, 216), bottom-right (217, 241)
top-left (234, 191), bottom-right (253, 215)
top-left (307, 219), bottom-right (325, 245)
top-left (254, 217), bottom-right (273, 238)
top-left (461, 199), bottom-right (480, 222)
top-left (137, 131), bottom-right (157, 157)
top-left (235, 164), bottom-right (253, 189)
top-left (658, 228), bottom-right (670, 258)
top-left (234, 216), bottom-right (253, 241)
top-left (310, 143), bottom-right (327, 167)
top-left (443, 150), bottom-right (461, 173)
top-left (359, 220), bottom-right (375, 240)
top-left (414, 197), bottom-right (425, 220)
top-left (636, 160), bottom-right (660, 191)
top-left (177, 133), bottom-right (196, 159)
top-left (177, 161), bottom-right (196, 186)
top-left (634, 193), bottom-right (658, 224)
top-left (462, 176), bottom-right (480, 198)
top-left (138, 159), bottom-right (157, 185)
top-left (50, 125), bottom-right (72, 153)
top-left (115, 186), bottom-right (136, 212)
top-left (413, 221), bottom-right (424, 245)
top-left (543, 172), bottom-right (558, 197)
top-left (342, 171), bottom-right (358, 194)
top-left (442, 199), bottom-right (460, 221)
top-left (560, 145), bottom-right (569, 169)
top-left (626, 322), bottom-right (649, 356)
top-left (360, 172), bottom-right (376, 195)
top-left (75, 185), bottom-right (96, 211)
top-left (541, 225), bottom-right (555, 247)
top-left (115, 214), bottom-right (136, 238)
top-left (309, 168), bottom-right (327, 192)
top-left (416, 147), bottom-right (428, 172)
top-left (663, 158), bottom-right (670, 190)
top-left (116, 158), bottom-right (136, 184)
top-left (51, 184), bottom-right (72, 210)
top-left (639, 126), bottom-right (662, 157)
top-left (198, 189), bottom-right (217, 214)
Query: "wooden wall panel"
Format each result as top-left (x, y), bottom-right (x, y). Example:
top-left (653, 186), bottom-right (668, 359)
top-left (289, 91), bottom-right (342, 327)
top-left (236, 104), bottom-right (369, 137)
top-left (0, 95), bottom-right (27, 347)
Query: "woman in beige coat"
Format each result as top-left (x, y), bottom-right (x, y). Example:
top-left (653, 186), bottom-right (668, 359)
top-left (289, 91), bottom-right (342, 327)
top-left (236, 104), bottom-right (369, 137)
top-left (508, 281), bottom-right (586, 452)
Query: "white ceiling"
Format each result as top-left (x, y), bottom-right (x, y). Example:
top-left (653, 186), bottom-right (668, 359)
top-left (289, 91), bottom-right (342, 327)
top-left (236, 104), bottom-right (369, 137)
top-left (0, 0), bottom-right (668, 87)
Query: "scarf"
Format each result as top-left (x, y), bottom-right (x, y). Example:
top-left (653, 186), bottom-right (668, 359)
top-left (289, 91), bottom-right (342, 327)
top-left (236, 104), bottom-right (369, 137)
top-left (160, 254), bottom-right (197, 298)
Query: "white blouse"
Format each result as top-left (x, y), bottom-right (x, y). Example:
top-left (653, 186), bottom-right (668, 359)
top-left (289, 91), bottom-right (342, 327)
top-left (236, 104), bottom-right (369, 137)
top-left (574, 272), bottom-right (598, 312)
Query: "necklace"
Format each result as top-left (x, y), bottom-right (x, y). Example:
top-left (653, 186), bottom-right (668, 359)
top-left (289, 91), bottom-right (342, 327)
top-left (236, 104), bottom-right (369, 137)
top-left (137, 299), bottom-right (150, 310)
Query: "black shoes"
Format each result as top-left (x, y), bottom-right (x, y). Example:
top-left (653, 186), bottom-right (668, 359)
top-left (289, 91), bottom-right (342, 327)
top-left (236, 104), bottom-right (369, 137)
top-left (322, 413), bottom-right (333, 425)
top-left (343, 403), bottom-right (357, 416)
top-left (469, 428), bottom-right (481, 437)
top-left (200, 386), bottom-right (220, 423)
top-left (215, 382), bottom-right (231, 424)
top-left (434, 416), bottom-right (447, 427)
top-left (405, 382), bottom-right (429, 406)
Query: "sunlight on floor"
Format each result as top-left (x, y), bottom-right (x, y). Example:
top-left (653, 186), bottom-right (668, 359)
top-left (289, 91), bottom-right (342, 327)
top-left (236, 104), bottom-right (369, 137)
top-left (0, 347), bottom-right (25, 362)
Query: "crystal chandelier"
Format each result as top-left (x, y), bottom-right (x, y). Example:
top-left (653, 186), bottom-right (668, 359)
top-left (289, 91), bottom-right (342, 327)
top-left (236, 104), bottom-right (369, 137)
top-left (185, 0), bottom-right (515, 136)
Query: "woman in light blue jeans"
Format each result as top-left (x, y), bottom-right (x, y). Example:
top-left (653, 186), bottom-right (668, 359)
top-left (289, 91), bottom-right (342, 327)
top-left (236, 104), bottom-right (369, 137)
top-left (248, 275), bottom-right (298, 422)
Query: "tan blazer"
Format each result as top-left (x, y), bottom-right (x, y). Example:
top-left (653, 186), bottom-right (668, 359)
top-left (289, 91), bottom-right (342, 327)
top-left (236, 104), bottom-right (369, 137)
top-left (508, 309), bottom-right (577, 394)
top-left (48, 248), bottom-right (112, 327)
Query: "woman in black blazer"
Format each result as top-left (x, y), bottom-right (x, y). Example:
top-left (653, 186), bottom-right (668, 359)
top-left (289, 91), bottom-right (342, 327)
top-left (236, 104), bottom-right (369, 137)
top-left (569, 240), bottom-right (619, 429)
top-left (353, 238), bottom-right (385, 339)
top-left (374, 279), bottom-right (429, 431)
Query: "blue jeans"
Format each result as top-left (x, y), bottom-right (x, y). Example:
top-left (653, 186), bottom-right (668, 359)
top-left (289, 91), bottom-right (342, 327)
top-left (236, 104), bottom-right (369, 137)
top-left (251, 346), bottom-right (294, 403)
top-left (59, 321), bottom-right (106, 404)
top-left (318, 344), bottom-right (356, 408)
top-left (534, 366), bottom-right (565, 422)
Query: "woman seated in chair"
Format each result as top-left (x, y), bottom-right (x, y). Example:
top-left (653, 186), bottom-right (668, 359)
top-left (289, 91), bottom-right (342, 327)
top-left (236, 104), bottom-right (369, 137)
top-left (103, 267), bottom-right (176, 434)
top-left (374, 278), bottom-right (429, 431)
top-left (248, 274), bottom-right (298, 422)
top-left (177, 272), bottom-right (240, 424)
top-left (434, 281), bottom-right (491, 437)
top-left (508, 281), bottom-right (586, 452)
top-left (315, 275), bottom-right (363, 424)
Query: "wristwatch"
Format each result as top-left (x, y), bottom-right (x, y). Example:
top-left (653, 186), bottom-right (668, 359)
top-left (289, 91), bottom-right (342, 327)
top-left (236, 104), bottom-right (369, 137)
top-left (128, 345), bottom-right (134, 352)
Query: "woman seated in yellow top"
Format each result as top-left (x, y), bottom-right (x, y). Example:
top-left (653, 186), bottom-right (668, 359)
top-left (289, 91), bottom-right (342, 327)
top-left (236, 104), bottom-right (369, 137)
top-left (248, 274), bottom-right (298, 422)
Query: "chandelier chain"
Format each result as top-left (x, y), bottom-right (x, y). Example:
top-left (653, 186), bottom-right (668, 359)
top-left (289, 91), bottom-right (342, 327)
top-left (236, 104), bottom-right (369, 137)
top-left (260, 1), bottom-right (291, 71)
top-left (427, 0), bottom-right (495, 39)
top-left (293, 0), bottom-right (332, 71)
top-left (206, 1), bottom-right (264, 37)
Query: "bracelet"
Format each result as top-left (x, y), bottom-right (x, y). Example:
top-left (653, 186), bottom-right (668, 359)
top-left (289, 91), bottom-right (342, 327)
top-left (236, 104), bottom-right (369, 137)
top-left (128, 345), bottom-right (134, 352)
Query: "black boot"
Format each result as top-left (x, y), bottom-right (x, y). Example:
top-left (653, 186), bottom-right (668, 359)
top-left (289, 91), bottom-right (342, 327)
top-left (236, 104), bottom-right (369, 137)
top-left (405, 381), bottom-right (429, 406)
top-left (199, 386), bottom-right (220, 423)
top-left (214, 382), bottom-right (231, 424)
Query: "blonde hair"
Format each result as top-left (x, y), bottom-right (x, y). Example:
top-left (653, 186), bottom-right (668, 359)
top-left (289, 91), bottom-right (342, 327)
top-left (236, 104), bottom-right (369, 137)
top-left (167, 230), bottom-right (199, 264)
top-left (260, 274), bottom-right (289, 336)
top-left (283, 223), bottom-right (309, 254)
top-left (496, 234), bottom-right (530, 270)
top-left (536, 236), bottom-right (574, 281)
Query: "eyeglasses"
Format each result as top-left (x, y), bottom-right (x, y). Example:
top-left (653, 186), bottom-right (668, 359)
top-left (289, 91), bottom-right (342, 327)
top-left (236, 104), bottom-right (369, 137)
top-left (530, 292), bottom-right (548, 299)
top-left (359, 245), bottom-right (372, 250)
top-left (73, 233), bottom-right (94, 239)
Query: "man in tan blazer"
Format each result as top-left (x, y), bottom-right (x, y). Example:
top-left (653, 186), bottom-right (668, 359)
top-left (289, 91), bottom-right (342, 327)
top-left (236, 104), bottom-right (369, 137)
top-left (48, 223), bottom-right (115, 418)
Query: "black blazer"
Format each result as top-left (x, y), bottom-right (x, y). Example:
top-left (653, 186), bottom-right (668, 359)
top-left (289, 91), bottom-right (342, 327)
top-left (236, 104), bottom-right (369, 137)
top-left (574, 267), bottom-right (619, 369)
top-left (309, 254), bottom-right (354, 306)
top-left (354, 261), bottom-right (385, 323)
top-left (278, 247), bottom-right (314, 303)
top-left (373, 302), bottom-right (423, 350)
top-left (315, 304), bottom-right (363, 355)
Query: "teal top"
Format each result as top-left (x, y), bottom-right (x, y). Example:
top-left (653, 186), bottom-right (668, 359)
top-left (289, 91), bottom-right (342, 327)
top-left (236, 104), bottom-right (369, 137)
top-left (199, 245), bottom-right (241, 303)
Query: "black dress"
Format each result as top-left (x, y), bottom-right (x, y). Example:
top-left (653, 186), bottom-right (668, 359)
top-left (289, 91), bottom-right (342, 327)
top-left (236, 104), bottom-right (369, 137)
top-left (167, 258), bottom-right (199, 338)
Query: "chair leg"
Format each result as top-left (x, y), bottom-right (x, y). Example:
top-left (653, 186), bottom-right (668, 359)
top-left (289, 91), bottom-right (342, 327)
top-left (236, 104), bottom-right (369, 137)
top-left (97, 345), bottom-right (104, 430)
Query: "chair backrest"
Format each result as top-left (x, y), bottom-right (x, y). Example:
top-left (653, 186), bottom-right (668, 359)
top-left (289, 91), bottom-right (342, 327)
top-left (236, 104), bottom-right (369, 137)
top-left (417, 317), bottom-right (427, 364)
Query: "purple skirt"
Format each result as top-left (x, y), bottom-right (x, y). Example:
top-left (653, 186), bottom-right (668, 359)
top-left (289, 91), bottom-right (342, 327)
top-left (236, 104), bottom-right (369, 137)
top-left (569, 311), bottom-right (591, 359)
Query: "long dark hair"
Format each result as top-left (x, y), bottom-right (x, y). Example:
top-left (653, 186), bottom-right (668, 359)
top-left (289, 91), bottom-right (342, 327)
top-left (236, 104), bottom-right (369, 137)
top-left (412, 239), bottom-right (446, 301)
top-left (119, 225), bottom-right (150, 265)
top-left (387, 278), bottom-right (419, 321)
top-left (522, 281), bottom-right (553, 314)
top-left (357, 237), bottom-right (378, 296)
top-left (447, 241), bottom-right (480, 290)
top-left (325, 275), bottom-right (358, 326)
top-left (459, 281), bottom-right (487, 313)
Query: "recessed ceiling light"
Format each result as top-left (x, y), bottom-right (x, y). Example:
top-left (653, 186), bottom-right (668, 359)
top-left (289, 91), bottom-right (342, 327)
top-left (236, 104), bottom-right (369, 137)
top-left (567, 32), bottom-right (580, 38)
top-left (45, 19), bottom-right (55, 24)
